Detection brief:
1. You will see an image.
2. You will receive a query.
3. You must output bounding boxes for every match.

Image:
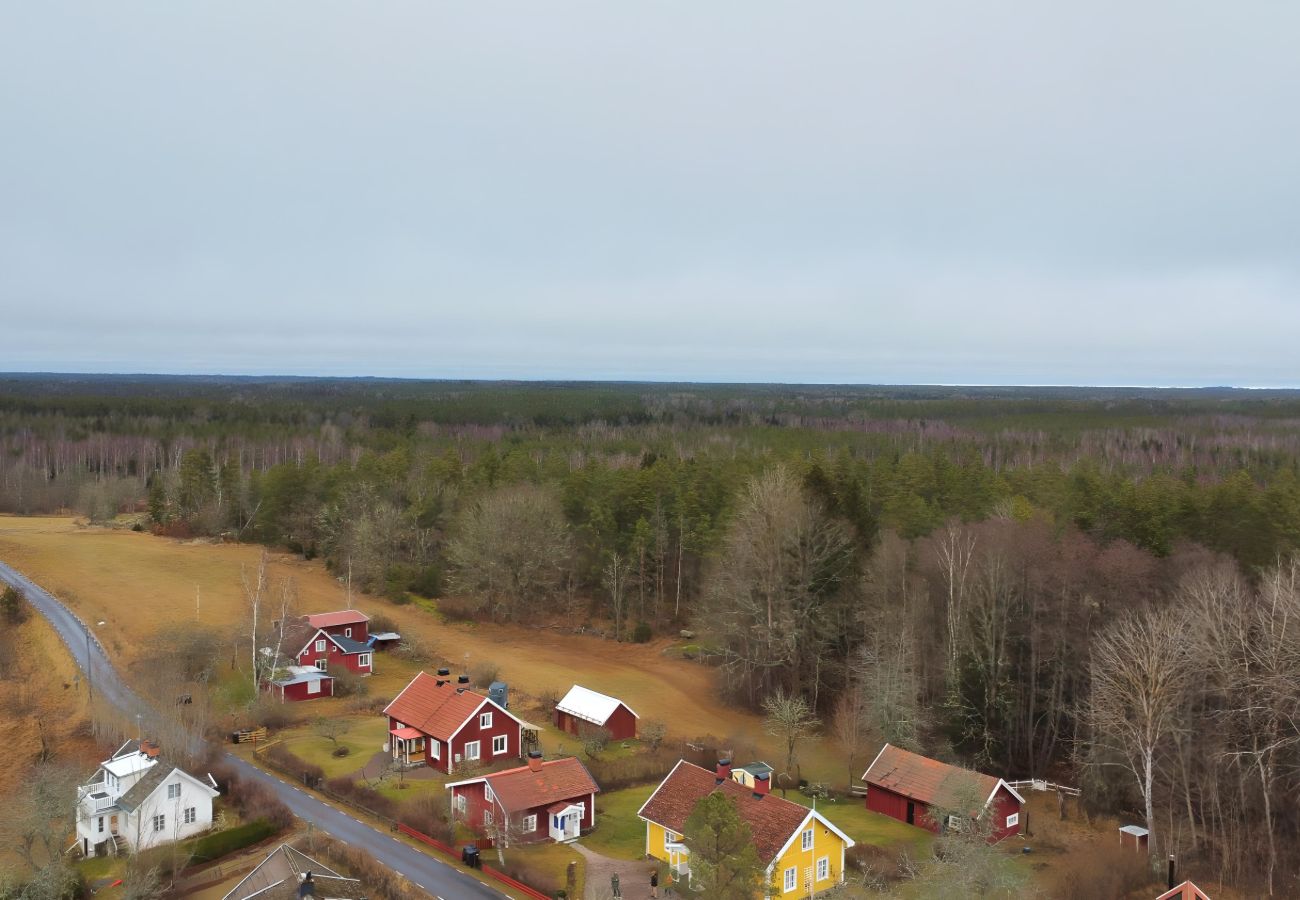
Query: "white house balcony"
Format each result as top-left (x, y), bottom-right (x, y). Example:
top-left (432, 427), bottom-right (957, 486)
top-left (81, 791), bottom-right (118, 816)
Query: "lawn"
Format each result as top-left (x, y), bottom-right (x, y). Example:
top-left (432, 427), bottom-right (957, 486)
top-left (276, 715), bottom-right (391, 779)
top-left (784, 793), bottom-right (935, 854)
top-left (503, 840), bottom-right (586, 898)
top-left (580, 784), bottom-right (656, 860)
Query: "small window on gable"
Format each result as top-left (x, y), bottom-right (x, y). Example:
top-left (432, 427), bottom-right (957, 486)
top-left (167, 783), bottom-right (181, 800)
top-left (801, 827), bottom-right (813, 851)
top-left (345, 627), bottom-right (352, 637)
top-left (315, 639), bottom-right (326, 652)
top-left (1006, 812), bottom-right (1020, 829)
top-left (480, 711), bottom-right (493, 729)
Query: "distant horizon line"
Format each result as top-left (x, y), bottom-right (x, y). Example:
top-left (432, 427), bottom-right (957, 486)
top-left (1, 370), bottom-right (1297, 392)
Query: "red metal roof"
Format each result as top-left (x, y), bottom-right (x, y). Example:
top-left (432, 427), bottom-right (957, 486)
top-left (384, 671), bottom-right (500, 741)
top-left (862, 744), bottom-right (1006, 812)
top-left (390, 727), bottom-right (423, 740)
top-left (638, 761), bottom-right (811, 864)
top-left (463, 758), bottom-right (599, 814)
top-left (306, 609), bottom-right (370, 628)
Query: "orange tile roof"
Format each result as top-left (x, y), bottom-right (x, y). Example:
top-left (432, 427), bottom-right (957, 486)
top-left (479, 758), bottom-right (599, 813)
top-left (638, 761), bottom-right (811, 864)
top-left (306, 609), bottom-right (370, 628)
top-left (863, 744), bottom-right (1004, 812)
top-left (384, 672), bottom-right (494, 741)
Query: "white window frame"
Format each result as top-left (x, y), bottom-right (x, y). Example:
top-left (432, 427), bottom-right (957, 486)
top-left (1006, 812), bottom-right (1020, 828)
top-left (783, 866), bottom-right (797, 893)
top-left (184, 807), bottom-right (196, 824)
top-left (307, 679), bottom-right (321, 694)
top-left (345, 627), bottom-right (352, 638)
top-left (480, 711), bottom-right (493, 729)
top-left (664, 829), bottom-right (675, 850)
top-left (522, 814), bottom-right (537, 832)
top-left (464, 740), bottom-right (480, 761)
top-left (153, 814), bottom-right (166, 833)
top-left (801, 827), bottom-right (813, 851)
top-left (492, 734), bottom-right (508, 755)
top-left (314, 659), bottom-right (328, 672)
top-left (816, 856), bottom-right (829, 881)
top-left (483, 809), bottom-right (493, 827)
top-left (97, 817), bottom-right (104, 833)
top-left (455, 794), bottom-right (467, 814)
top-left (315, 639), bottom-right (326, 652)
top-left (167, 783), bottom-right (181, 800)
top-left (946, 814), bottom-right (963, 830)
top-left (430, 739), bottom-right (441, 760)
top-left (358, 653), bottom-right (371, 668)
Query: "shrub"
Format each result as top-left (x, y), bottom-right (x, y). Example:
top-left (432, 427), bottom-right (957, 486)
top-left (263, 744), bottom-right (325, 788)
top-left (580, 725), bottom-right (612, 759)
top-left (586, 747), bottom-right (679, 791)
top-left (502, 855), bottom-right (564, 896)
top-left (332, 746), bottom-right (351, 758)
top-left (248, 698), bottom-right (294, 730)
top-left (470, 661), bottom-right (500, 687)
top-left (333, 669), bottom-right (370, 698)
top-left (641, 721), bottom-right (667, 751)
top-left (310, 834), bottom-right (426, 900)
top-left (631, 621), bottom-right (652, 643)
top-left (396, 791), bottom-right (450, 840)
top-left (324, 777), bottom-right (398, 819)
top-left (1, 585), bottom-right (30, 625)
top-left (434, 595), bottom-right (481, 623)
top-left (189, 819), bottom-right (277, 863)
top-left (206, 761), bottom-right (295, 830)
top-left (408, 564), bottom-right (442, 598)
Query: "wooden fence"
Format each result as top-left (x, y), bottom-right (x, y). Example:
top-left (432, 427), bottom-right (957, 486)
top-left (1006, 779), bottom-right (1081, 797)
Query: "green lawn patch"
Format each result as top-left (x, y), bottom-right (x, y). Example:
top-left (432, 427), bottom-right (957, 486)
top-left (580, 783), bottom-right (656, 861)
top-left (278, 715), bottom-right (391, 779)
top-left (785, 793), bottom-right (935, 853)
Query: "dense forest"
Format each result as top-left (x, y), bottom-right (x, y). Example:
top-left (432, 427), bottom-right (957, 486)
top-left (6, 375), bottom-right (1300, 892)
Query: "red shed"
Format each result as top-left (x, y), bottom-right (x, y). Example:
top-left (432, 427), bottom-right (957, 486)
top-left (862, 744), bottom-right (1024, 843)
top-left (446, 752), bottom-right (599, 845)
top-left (384, 671), bottom-right (531, 775)
top-left (264, 666), bottom-right (334, 702)
top-left (554, 685), bottom-right (639, 741)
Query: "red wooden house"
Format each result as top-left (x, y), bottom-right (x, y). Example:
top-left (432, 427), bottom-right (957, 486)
top-left (306, 609), bottom-right (370, 644)
top-left (554, 685), bottom-right (639, 741)
top-left (446, 752), bottom-right (599, 845)
top-left (264, 666), bottom-right (334, 702)
top-left (384, 670), bottom-right (529, 775)
top-left (286, 620), bottom-right (373, 675)
top-left (861, 744), bottom-right (1024, 843)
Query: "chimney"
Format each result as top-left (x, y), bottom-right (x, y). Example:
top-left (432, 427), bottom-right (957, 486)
top-left (458, 674), bottom-right (471, 685)
top-left (752, 772), bottom-right (770, 798)
top-left (528, 750), bottom-right (543, 772)
top-left (436, 680), bottom-right (446, 687)
top-left (715, 758), bottom-right (732, 784)
top-left (1167, 855), bottom-right (1176, 890)
top-left (437, 667), bottom-right (451, 677)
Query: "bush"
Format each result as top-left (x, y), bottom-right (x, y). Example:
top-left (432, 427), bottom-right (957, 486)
top-left (206, 761), bottom-right (295, 830)
top-left (333, 669), bottom-right (370, 698)
top-left (470, 661), bottom-right (500, 687)
top-left (396, 791), bottom-right (450, 840)
top-left (502, 855), bottom-right (564, 896)
top-left (263, 744), bottom-right (325, 788)
top-left (248, 698), bottom-right (294, 730)
top-left (189, 819), bottom-right (277, 863)
top-left (631, 621), bottom-right (652, 643)
top-left (324, 776), bottom-right (398, 819)
top-left (434, 595), bottom-right (482, 623)
top-left (408, 564), bottom-right (442, 598)
top-left (1, 585), bottom-right (29, 625)
top-left (586, 746), bottom-right (679, 791)
top-left (310, 834), bottom-right (426, 900)
top-left (332, 746), bottom-right (351, 758)
top-left (579, 724), bottom-right (612, 758)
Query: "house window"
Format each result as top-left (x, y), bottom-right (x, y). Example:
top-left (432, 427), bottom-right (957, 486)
top-left (664, 829), bottom-right (675, 850)
top-left (483, 809), bottom-right (493, 827)
top-left (184, 807), bottom-right (196, 824)
top-left (492, 735), bottom-right (508, 755)
top-left (358, 653), bottom-right (371, 668)
top-left (480, 711), bottom-right (493, 729)
top-left (464, 741), bottom-right (480, 761)
top-left (1006, 812), bottom-right (1020, 829)
top-left (315, 659), bottom-right (328, 672)
top-left (430, 740), bottom-right (441, 760)
top-left (801, 827), bottom-right (813, 851)
top-left (153, 814), bottom-right (166, 833)
top-left (783, 866), bottom-right (797, 893)
top-left (167, 783), bottom-right (181, 800)
top-left (97, 817), bottom-right (104, 833)
top-left (315, 639), bottom-right (326, 652)
top-left (522, 814), bottom-right (537, 832)
top-left (946, 814), bottom-right (963, 830)
top-left (307, 679), bottom-right (321, 694)
top-left (345, 627), bottom-right (352, 638)
top-left (456, 794), bottom-right (467, 814)
top-left (816, 856), bottom-right (829, 881)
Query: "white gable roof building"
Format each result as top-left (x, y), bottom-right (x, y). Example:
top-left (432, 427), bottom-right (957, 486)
top-left (554, 685), bottom-right (639, 739)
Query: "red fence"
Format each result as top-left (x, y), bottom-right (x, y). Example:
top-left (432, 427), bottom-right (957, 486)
top-left (396, 824), bottom-right (551, 900)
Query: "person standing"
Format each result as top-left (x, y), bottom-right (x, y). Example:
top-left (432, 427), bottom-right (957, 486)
top-left (650, 869), bottom-right (659, 898)
top-left (611, 872), bottom-right (621, 898)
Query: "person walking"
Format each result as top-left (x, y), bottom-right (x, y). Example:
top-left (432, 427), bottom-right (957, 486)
top-left (611, 872), bottom-right (621, 898)
top-left (650, 868), bottom-right (659, 898)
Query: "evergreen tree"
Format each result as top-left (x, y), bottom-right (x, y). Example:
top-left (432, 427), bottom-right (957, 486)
top-left (681, 793), bottom-right (762, 900)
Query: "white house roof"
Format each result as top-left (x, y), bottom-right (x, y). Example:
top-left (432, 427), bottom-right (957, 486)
top-left (555, 684), bottom-right (638, 727)
top-left (272, 668), bottom-right (333, 687)
top-left (1119, 825), bottom-right (1150, 837)
top-left (103, 753), bottom-right (157, 779)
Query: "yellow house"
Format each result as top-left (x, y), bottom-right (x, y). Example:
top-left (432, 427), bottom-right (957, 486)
top-left (637, 759), bottom-right (854, 898)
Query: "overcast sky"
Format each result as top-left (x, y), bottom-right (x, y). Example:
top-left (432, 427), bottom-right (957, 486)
top-left (3, 3), bottom-right (1298, 385)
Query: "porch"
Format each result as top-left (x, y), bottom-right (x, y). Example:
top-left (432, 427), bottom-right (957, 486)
top-left (547, 801), bottom-right (585, 843)
top-left (388, 727), bottom-right (428, 768)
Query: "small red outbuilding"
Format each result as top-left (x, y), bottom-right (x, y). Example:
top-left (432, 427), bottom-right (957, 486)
top-left (554, 685), bottom-right (639, 741)
top-left (862, 743), bottom-right (1024, 843)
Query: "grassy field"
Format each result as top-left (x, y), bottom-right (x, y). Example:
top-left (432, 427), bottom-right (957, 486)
top-left (582, 784), bottom-right (657, 860)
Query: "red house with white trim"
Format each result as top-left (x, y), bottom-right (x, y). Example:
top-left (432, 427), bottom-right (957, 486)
top-left (384, 670), bottom-right (529, 775)
top-left (290, 622), bottom-right (373, 675)
top-left (306, 609), bottom-right (370, 644)
top-left (554, 685), bottom-right (639, 741)
top-left (446, 752), bottom-right (599, 845)
top-left (861, 743), bottom-right (1024, 843)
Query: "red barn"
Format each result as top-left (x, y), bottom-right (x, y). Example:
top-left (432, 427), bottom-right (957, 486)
top-left (446, 752), bottom-right (599, 845)
top-left (554, 685), bottom-right (639, 741)
top-left (264, 666), bottom-right (334, 702)
top-left (862, 744), bottom-right (1024, 843)
top-left (384, 671), bottom-right (529, 775)
top-left (306, 609), bottom-right (370, 644)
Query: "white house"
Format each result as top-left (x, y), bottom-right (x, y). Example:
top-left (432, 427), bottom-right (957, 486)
top-left (76, 740), bottom-right (220, 857)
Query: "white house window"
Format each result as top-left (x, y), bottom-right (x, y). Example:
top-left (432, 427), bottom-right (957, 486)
top-left (522, 814), bottom-right (537, 832)
top-left (315, 659), bottom-right (328, 672)
top-left (783, 866), bottom-right (797, 893)
top-left (153, 814), bottom-right (166, 833)
top-left (801, 828), bottom-right (813, 851)
top-left (492, 735), bottom-right (508, 755)
top-left (430, 740), bottom-right (441, 760)
top-left (184, 807), bottom-right (196, 824)
top-left (315, 639), bottom-right (326, 652)
top-left (456, 794), bottom-right (467, 814)
top-left (946, 814), bottom-right (963, 830)
top-left (483, 809), bottom-right (493, 827)
top-left (464, 741), bottom-right (481, 761)
top-left (167, 783), bottom-right (181, 800)
top-left (480, 712), bottom-right (493, 729)
top-left (358, 653), bottom-right (371, 668)
top-left (816, 856), bottom-right (829, 881)
top-left (307, 679), bottom-right (321, 694)
top-left (485, 785), bottom-right (494, 803)
top-left (97, 817), bottom-right (104, 833)
top-left (664, 830), bottom-right (675, 850)
top-left (345, 627), bottom-right (352, 637)
top-left (1006, 812), bottom-right (1020, 829)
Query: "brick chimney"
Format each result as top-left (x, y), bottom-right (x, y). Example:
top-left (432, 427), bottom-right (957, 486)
top-left (527, 750), bottom-right (544, 773)
top-left (715, 758), bottom-right (732, 784)
top-left (752, 772), bottom-right (770, 798)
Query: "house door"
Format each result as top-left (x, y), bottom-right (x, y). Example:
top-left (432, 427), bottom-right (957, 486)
top-left (906, 802), bottom-right (915, 825)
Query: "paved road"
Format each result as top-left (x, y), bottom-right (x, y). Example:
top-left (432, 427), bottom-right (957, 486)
top-left (0, 559), bottom-right (505, 900)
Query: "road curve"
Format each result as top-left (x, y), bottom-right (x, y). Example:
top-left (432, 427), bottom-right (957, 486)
top-left (0, 559), bottom-right (505, 900)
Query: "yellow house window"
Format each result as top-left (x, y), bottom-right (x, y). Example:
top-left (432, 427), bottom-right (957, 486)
top-left (816, 856), bottom-right (829, 881)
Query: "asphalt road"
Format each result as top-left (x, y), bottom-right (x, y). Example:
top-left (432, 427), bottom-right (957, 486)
top-left (0, 558), bottom-right (506, 900)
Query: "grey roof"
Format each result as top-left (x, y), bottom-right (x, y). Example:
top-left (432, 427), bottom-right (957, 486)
top-left (331, 634), bottom-right (370, 655)
top-left (738, 761), bottom-right (774, 775)
top-left (222, 844), bottom-right (357, 900)
top-left (273, 669), bottom-right (333, 687)
top-left (116, 761), bottom-right (173, 813)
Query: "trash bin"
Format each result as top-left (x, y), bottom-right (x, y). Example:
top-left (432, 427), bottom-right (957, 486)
top-left (461, 845), bottom-right (481, 869)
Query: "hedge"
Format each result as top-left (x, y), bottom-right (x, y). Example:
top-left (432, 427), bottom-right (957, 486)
top-left (189, 819), bottom-right (278, 863)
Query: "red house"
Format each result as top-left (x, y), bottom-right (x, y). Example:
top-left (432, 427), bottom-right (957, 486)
top-left (554, 685), bottom-right (639, 741)
top-left (384, 670), bottom-right (529, 775)
top-left (264, 666), bottom-right (334, 702)
top-left (862, 744), bottom-right (1024, 843)
top-left (306, 609), bottom-right (370, 644)
top-left (446, 752), bottom-right (599, 845)
top-left (286, 620), bottom-right (373, 675)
